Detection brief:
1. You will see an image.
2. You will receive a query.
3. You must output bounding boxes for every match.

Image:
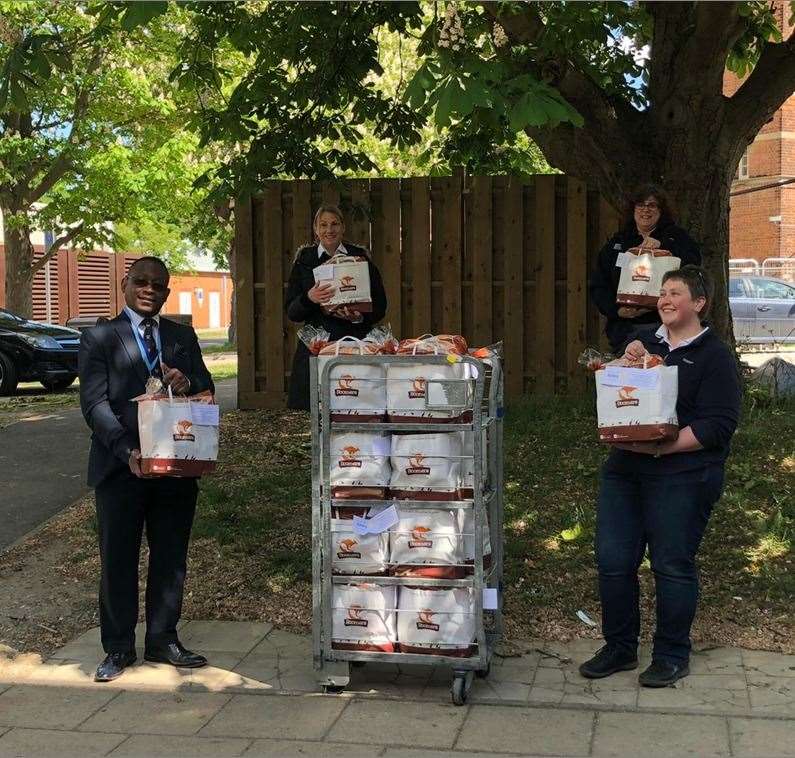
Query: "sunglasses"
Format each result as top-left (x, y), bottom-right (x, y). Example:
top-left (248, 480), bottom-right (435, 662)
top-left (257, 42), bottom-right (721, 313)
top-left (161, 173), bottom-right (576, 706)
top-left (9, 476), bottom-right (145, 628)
top-left (130, 276), bottom-right (168, 293)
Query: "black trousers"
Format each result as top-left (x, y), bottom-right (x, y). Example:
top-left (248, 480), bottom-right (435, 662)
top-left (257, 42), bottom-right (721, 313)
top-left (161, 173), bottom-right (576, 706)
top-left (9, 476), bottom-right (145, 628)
top-left (95, 469), bottom-right (198, 653)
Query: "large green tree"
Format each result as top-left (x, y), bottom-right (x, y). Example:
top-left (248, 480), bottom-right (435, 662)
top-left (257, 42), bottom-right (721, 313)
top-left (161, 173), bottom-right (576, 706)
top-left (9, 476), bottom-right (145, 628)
top-left (0, 1), bottom-right (203, 317)
top-left (174, 0), bottom-right (795, 344)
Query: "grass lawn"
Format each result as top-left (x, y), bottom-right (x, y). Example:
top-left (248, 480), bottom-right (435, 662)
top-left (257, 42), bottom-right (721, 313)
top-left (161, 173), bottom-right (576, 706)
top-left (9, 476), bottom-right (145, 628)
top-left (0, 385), bottom-right (80, 428)
top-left (2, 385), bottom-right (790, 655)
top-left (180, 391), bottom-right (794, 648)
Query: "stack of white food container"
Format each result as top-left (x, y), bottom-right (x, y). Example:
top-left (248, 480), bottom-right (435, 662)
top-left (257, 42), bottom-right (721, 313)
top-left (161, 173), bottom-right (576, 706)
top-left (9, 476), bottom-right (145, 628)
top-left (312, 335), bottom-right (503, 705)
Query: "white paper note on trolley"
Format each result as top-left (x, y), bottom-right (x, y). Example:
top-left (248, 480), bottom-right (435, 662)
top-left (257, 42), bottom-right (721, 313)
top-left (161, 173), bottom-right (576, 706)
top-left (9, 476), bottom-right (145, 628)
top-left (353, 505), bottom-right (399, 536)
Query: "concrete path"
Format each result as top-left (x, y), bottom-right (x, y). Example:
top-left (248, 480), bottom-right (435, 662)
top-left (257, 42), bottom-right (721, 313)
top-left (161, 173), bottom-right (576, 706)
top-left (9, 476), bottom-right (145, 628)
top-left (0, 379), bottom-right (238, 551)
top-left (1, 622), bottom-right (792, 756)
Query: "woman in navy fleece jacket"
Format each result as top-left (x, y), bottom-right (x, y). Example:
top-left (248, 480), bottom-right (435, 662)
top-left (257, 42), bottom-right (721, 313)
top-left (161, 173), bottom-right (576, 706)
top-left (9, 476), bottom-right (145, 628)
top-left (579, 265), bottom-right (742, 688)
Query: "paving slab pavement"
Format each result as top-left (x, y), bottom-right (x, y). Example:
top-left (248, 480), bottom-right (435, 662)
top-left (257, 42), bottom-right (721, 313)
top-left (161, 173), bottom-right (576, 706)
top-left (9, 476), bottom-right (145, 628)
top-left (0, 621), bottom-right (792, 757)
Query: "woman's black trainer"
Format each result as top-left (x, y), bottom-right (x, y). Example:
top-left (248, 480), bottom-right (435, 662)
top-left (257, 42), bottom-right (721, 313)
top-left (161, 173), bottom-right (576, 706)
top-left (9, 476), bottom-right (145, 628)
top-left (579, 645), bottom-right (639, 679)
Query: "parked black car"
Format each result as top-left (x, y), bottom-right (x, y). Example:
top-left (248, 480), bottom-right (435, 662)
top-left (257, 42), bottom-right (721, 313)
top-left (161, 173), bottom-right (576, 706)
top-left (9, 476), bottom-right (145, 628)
top-left (0, 308), bottom-right (81, 394)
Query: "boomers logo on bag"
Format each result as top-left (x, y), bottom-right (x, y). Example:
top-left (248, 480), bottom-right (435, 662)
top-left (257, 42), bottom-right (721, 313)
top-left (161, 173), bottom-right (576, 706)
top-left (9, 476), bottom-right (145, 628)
top-left (335, 374), bottom-right (359, 397)
top-left (408, 377), bottom-right (426, 399)
top-left (631, 263), bottom-right (652, 282)
top-left (338, 446), bottom-right (363, 468)
top-left (344, 605), bottom-right (369, 627)
top-left (339, 275), bottom-right (357, 293)
top-left (337, 538), bottom-right (362, 560)
top-left (172, 419), bottom-right (195, 442)
top-left (406, 453), bottom-right (431, 476)
top-left (416, 608), bottom-right (440, 632)
top-left (408, 525), bottom-right (434, 549)
top-left (615, 386), bottom-right (640, 408)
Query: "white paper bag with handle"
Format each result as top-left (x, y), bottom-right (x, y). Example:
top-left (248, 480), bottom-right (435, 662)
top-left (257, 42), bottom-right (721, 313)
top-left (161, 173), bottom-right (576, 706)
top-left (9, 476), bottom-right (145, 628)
top-left (332, 584), bottom-right (397, 652)
top-left (397, 586), bottom-right (475, 657)
top-left (389, 432), bottom-right (462, 499)
top-left (330, 431), bottom-right (391, 499)
top-left (318, 336), bottom-right (386, 421)
top-left (136, 389), bottom-right (219, 477)
top-left (313, 254), bottom-right (372, 312)
top-left (616, 248), bottom-right (681, 308)
top-left (595, 364), bottom-right (679, 443)
top-left (386, 339), bottom-right (472, 422)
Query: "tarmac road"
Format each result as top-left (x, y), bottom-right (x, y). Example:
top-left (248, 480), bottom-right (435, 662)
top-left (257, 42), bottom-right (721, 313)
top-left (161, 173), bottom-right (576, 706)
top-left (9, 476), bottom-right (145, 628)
top-left (0, 378), bottom-right (237, 551)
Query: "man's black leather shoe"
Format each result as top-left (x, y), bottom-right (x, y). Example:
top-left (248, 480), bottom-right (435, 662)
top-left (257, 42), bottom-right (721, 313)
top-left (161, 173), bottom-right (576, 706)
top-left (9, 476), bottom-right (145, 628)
top-left (94, 651), bottom-right (137, 682)
top-left (639, 660), bottom-right (689, 687)
top-left (579, 645), bottom-right (639, 679)
top-left (144, 641), bottom-right (207, 668)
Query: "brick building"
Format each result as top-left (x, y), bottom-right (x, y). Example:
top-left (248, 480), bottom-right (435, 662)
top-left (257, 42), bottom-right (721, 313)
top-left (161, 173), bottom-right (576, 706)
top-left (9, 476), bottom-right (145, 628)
top-left (725, 2), bottom-right (795, 276)
top-left (0, 210), bottom-right (232, 329)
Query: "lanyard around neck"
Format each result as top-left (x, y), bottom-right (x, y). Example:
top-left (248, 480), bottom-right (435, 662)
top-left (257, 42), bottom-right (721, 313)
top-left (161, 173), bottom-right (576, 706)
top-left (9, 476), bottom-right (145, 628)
top-left (128, 315), bottom-right (162, 375)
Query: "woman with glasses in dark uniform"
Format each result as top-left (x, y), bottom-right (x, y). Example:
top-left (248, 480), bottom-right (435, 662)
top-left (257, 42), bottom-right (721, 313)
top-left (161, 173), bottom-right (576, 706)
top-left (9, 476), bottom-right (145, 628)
top-left (579, 265), bottom-right (741, 688)
top-left (590, 184), bottom-right (702, 352)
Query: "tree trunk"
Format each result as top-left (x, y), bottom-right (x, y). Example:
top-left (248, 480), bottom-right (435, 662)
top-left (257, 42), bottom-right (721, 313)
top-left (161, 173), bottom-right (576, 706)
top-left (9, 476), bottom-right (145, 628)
top-left (2, 206), bottom-right (35, 318)
top-left (227, 235), bottom-right (237, 346)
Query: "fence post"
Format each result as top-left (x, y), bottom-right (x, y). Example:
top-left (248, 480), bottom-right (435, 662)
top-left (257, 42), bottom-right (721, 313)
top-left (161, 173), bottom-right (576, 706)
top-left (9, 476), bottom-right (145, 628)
top-left (534, 175), bottom-right (556, 393)
top-left (566, 178), bottom-right (588, 394)
top-left (235, 194), bottom-right (256, 407)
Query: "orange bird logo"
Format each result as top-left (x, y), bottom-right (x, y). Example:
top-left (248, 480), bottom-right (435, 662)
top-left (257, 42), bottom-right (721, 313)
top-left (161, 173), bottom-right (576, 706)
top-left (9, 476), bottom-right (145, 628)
top-left (339, 538), bottom-right (358, 553)
top-left (409, 453), bottom-right (426, 469)
top-left (411, 525), bottom-right (432, 542)
top-left (338, 374), bottom-right (355, 390)
top-left (342, 446), bottom-right (360, 459)
top-left (618, 386), bottom-right (637, 401)
top-left (412, 377), bottom-right (426, 393)
top-left (347, 605), bottom-right (364, 621)
top-left (418, 609), bottom-right (436, 625)
top-left (177, 420), bottom-right (192, 434)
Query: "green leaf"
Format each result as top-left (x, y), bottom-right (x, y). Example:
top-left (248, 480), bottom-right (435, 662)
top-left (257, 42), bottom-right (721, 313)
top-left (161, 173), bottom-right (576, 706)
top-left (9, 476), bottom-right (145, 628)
top-left (560, 522), bottom-right (583, 542)
top-left (9, 78), bottom-right (28, 112)
top-left (120, 1), bottom-right (169, 31)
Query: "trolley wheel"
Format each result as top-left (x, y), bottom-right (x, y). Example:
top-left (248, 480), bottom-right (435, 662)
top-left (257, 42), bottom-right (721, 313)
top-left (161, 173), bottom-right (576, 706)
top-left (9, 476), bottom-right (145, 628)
top-left (451, 675), bottom-right (470, 706)
top-left (475, 661), bottom-right (491, 679)
top-left (322, 684), bottom-right (346, 694)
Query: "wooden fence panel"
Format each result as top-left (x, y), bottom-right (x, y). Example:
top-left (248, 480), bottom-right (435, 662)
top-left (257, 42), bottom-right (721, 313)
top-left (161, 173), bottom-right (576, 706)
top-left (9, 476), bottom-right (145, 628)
top-left (533, 175), bottom-right (556, 393)
top-left (468, 175), bottom-right (492, 347)
top-left (439, 174), bottom-right (462, 335)
top-left (408, 177), bottom-right (432, 338)
top-left (236, 173), bottom-right (606, 408)
top-left (566, 178), bottom-right (588, 393)
top-left (371, 178), bottom-right (402, 335)
top-left (235, 195), bottom-right (256, 404)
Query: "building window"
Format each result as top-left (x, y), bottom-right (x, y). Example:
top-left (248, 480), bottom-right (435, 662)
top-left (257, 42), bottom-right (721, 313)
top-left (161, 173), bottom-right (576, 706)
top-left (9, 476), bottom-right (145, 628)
top-left (737, 148), bottom-right (749, 180)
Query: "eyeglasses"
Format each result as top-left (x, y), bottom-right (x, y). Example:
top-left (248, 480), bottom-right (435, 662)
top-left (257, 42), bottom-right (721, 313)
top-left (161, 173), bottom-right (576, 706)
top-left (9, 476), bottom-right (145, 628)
top-left (635, 201), bottom-right (660, 211)
top-left (131, 276), bottom-right (168, 293)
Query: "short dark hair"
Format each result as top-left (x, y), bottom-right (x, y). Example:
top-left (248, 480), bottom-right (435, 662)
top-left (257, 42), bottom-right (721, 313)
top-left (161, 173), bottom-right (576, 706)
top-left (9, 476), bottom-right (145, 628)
top-left (127, 256), bottom-right (169, 279)
top-left (623, 183), bottom-right (676, 230)
top-left (662, 265), bottom-right (713, 319)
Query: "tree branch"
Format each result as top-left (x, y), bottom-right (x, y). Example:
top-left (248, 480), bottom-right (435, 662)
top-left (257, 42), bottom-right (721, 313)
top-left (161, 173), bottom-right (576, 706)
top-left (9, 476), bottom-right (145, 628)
top-left (726, 28), bottom-right (795, 145)
top-left (29, 222), bottom-right (85, 277)
top-left (24, 46), bottom-right (104, 204)
top-left (485, 2), bottom-right (645, 192)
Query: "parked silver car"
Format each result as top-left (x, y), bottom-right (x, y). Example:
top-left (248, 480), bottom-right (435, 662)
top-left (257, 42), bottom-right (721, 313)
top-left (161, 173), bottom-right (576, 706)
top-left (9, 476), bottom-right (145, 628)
top-left (730, 276), bottom-right (795, 344)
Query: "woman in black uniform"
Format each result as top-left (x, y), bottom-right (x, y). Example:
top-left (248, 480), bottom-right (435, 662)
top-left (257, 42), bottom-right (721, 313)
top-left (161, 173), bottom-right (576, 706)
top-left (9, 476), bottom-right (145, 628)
top-left (590, 184), bottom-right (701, 352)
top-left (285, 205), bottom-right (387, 410)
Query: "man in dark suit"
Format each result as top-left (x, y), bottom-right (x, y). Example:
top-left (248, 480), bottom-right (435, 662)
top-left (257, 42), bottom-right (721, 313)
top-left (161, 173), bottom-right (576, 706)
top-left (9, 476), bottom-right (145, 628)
top-left (79, 256), bottom-right (214, 682)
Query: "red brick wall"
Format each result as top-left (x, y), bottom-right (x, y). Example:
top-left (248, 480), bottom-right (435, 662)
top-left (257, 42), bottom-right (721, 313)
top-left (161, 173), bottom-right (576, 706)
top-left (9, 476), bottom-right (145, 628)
top-left (726, 0), bottom-right (794, 265)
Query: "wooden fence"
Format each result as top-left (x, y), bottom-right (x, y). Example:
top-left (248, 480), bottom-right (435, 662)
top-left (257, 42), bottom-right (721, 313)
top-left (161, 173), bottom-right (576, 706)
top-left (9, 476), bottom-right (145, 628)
top-left (234, 174), bottom-right (619, 409)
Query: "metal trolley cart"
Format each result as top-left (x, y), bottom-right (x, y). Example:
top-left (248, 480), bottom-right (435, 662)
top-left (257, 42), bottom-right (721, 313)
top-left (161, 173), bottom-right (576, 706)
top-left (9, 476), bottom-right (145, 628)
top-left (310, 352), bottom-right (504, 705)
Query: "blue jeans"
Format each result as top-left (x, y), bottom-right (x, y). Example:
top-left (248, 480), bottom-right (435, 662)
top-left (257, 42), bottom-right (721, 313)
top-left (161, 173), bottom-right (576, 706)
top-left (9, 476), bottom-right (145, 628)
top-left (596, 465), bottom-right (724, 665)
